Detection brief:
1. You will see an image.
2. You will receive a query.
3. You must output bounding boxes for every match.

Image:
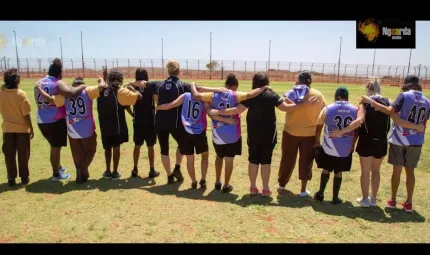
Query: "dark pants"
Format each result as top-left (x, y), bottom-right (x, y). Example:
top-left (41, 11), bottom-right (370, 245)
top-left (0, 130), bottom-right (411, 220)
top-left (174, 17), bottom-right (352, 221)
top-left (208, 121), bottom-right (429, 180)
top-left (69, 133), bottom-right (97, 179)
top-left (278, 131), bottom-right (315, 187)
top-left (2, 133), bottom-right (30, 180)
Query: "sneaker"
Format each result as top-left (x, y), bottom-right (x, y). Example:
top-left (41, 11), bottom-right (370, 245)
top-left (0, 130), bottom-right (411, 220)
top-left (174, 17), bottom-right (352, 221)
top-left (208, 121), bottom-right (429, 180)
top-left (386, 199), bottom-right (397, 208)
top-left (59, 166), bottom-right (67, 173)
top-left (172, 169), bottom-right (184, 182)
top-left (111, 172), bottom-right (121, 181)
top-left (103, 171), bottom-right (112, 179)
top-left (369, 197), bottom-right (377, 207)
top-left (131, 168), bottom-right (138, 178)
top-left (250, 187), bottom-right (260, 196)
top-left (8, 179), bottom-right (16, 187)
top-left (332, 197), bottom-right (344, 205)
top-left (261, 189), bottom-right (272, 197)
top-left (402, 202), bottom-right (413, 213)
top-left (21, 177), bottom-right (30, 185)
top-left (148, 169), bottom-right (160, 178)
top-left (51, 172), bottom-right (71, 182)
top-left (191, 182), bottom-right (198, 189)
top-left (215, 182), bottom-right (222, 190)
top-left (299, 190), bottom-right (310, 198)
top-left (314, 191), bottom-right (324, 202)
top-left (357, 197), bottom-right (370, 208)
top-left (222, 185), bottom-right (233, 193)
top-left (199, 179), bottom-right (207, 189)
top-left (167, 175), bottom-right (175, 185)
top-left (277, 186), bottom-right (285, 193)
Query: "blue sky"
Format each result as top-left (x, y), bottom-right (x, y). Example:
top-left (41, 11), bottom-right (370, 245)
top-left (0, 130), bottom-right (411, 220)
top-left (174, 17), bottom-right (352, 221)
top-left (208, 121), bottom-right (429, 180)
top-left (0, 21), bottom-right (429, 67)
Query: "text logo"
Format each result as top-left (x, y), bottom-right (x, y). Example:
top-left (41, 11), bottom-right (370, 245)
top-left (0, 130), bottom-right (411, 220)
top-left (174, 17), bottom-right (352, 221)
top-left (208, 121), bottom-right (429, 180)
top-left (11, 36), bottom-right (46, 48)
top-left (356, 18), bottom-right (415, 49)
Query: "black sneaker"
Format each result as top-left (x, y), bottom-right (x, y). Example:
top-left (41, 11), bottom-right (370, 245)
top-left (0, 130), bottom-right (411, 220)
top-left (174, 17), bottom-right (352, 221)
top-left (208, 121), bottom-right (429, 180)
top-left (332, 197), bottom-right (343, 205)
top-left (172, 169), bottom-right (184, 182)
top-left (149, 169), bottom-right (160, 178)
top-left (8, 179), bottom-right (16, 187)
top-left (314, 192), bottom-right (324, 202)
top-left (167, 175), bottom-right (175, 184)
top-left (21, 177), bottom-right (30, 185)
top-left (111, 172), bottom-right (121, 181)
top-left (191, 182), bottom-right (198, 189)
top-left (215, 182), bottom-right (222, 190)
top-left (199, 179), bottom-right (207, 189)
top-left (103, 170), bottom-right (112, 179)
top-left (131, 168), bottom-right (138, 178)
top-left (222, 185), bottom-right (233, 193)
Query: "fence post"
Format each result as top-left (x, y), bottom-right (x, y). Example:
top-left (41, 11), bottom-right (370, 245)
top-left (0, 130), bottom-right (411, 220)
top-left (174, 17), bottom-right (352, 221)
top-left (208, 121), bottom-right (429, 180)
top-left (93, 59), bottom-right (97, 77)
top-left (354, 65), bottom-right (358, 83)
top-left (221, 61), bottom-right (224, 80)
top-left (244, 61), bottom-right (247, 80)
top-left (151, 59), bottom-right (154, 77)
top-left (71, 59), bottom-right (74, 70)
top-left (277, 62), bottom-right (280, 81)
top-left (413, 66), bottom-right (417, 75)
top-left (377, 65), bottom-right (381, 76)
top-left (401, 66), bottom-right (406, 86)
top-left (198, 60), bottom-right (200, 79)
top-left (322, 64), bottom-right (325, 82)
top-left (344, 64), bottom-right (347, 83)
top-left (299, 62), bottom-right (303, 71)
top-left (418, 64), bottom-right (422, 77)
top-left (26, 58), bottom-right (29, 78)
top-left (104, 59), bottom-right (107, 68)
top-left (424, 66), bottom-right (428, 86)
top-left (128, 59), bottom-right (130, 78)
top-left (139, 59), bottom-right (142, 68)
top-left (7, 58), bottom-right (10, 68)
top-left (333, 64), bottom-right (336, 82)
top-left (310, 63), bottom-right (314, 73)
top-left (233, 61), bottom-right (235, 72)
top-left (394, 66), bottom-right (399, 84)
top-left (254, 61), bottom-right (256, 73)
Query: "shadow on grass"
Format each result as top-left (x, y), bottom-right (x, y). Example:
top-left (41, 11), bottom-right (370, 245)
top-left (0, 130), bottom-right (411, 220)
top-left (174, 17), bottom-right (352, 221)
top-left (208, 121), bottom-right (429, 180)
top-left (311, 201), bottom-right (426, 223)
top-left (0, 182), bottom-right (27, 194)
top-left (24, 176), bottom-right (156, 194)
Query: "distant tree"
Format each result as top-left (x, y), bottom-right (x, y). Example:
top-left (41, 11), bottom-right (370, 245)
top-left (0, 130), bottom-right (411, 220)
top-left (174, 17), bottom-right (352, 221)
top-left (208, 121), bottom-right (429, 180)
top-left (206, 60), bottom-right (220, 71)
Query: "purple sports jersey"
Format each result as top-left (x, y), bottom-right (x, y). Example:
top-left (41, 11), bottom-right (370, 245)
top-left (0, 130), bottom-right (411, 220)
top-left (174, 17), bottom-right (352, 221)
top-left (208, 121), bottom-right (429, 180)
top-left (211, 91), bottom-right (241, 145)
top-left (181, 93), bottom-right (207, 135)
top-left (322, 101), bottom-right (358, 157)
top-left (389, 90), bottom-right (430, 146)
top-left (35, 76), bottom-right (66, 124)
top-left (63, 90), bottom-right (96, 139)
top-left (283, 84), bottom-right (310, 104)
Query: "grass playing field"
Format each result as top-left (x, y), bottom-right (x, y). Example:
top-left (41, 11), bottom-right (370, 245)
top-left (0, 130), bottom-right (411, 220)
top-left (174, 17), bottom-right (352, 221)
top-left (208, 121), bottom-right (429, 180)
top-left (1, 78), bottom-right (430, 243)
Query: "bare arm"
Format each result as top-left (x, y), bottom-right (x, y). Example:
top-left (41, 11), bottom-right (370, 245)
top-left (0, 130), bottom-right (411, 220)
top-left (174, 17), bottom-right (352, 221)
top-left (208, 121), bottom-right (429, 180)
top-left (125, 106), bottom-right (133, 117)
top-left (208, 104), bottom-right (247, 116)
top-left (35, 84), bottom-right (54, 104)
top-left (24, 115), bottom-right (34, 140)
top-left (155, 94), bottom-right (185, 111)
top-left (191, 82), bottom-right (204, 101)
top-left (330, 104), bottom-right (366, 137)
top-left (125, 85), bottom-right (143, 100)
top-left (204, 103), bottom-right (237, 125)
top-left (197, 85), bottom-right (229, 93)
top-left (361, 96), bottom-right (393, 115)
top-left (276, 97), bottom-right (319, 112)
top-left (245, 86), bottom-right (268, 100)
top-left (314, 125), bottom-right (324, 147)
top-left (391, 112), bottom-right (425, 131)
top-left (57, 80), bottom-right (86, 98)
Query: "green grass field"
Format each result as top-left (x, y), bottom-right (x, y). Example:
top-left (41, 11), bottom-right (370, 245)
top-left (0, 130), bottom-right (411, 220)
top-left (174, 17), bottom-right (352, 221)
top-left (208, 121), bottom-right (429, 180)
top-left (1, 78), bottom-right (430, 243)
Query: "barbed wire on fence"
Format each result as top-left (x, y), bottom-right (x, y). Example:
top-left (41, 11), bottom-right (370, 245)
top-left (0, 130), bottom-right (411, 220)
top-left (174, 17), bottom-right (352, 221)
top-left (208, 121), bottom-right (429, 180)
top-left (0, 57), bottom-right (428, 87)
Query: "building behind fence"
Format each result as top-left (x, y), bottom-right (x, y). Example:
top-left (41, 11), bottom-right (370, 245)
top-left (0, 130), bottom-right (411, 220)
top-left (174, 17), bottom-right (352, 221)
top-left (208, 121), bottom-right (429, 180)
top-left (1, 57), bottom-right (429, 88)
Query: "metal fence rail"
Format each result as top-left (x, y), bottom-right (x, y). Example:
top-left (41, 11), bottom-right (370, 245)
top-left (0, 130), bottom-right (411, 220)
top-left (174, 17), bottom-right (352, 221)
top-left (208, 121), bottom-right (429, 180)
top-left (1, 57), bottom-right (429, 88)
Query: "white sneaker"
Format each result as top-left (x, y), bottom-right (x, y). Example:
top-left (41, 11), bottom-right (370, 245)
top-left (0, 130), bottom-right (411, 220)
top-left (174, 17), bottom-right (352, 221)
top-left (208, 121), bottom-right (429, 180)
top-left (277, 186), bottom-right (285, 192)
top-left (356, 197), bottom-right (370, 208)
top-left (51, 172), bottom-right (71, 182)
top-left (299, 190), bottom-right (310, 198)
top-left (369, 197), bottom-right (377, 207)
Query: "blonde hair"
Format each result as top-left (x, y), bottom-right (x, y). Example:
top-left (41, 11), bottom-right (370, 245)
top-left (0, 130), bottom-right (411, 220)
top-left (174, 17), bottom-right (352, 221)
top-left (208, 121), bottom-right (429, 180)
top-left (366, 78), bottom-right (381, 96)
top-left (166, 60), bottom-right (180, 76)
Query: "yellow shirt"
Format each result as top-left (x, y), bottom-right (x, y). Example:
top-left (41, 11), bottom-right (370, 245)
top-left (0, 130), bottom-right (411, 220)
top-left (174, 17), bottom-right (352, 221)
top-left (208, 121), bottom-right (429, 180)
top-left (52, 86), bottom-right (101, 107)
top-left (0, 88), bottom-right (32, 133)
top-left (283, 87), bottom-right (326, 137)
top-left (118, 87), bottom-right (139, 106)
top-left (317, 106), bottom-right (327, 125)
top-left (200, 91), bottom-right (249, 104)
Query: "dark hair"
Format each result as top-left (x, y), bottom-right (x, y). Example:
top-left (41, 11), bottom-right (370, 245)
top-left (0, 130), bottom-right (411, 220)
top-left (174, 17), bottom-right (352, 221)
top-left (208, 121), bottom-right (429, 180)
top-left (404, 75), bottom-right (419, 85)
top-left (298, 70), bottom-right (312, 86)
top-left (48, 58), bottom-right (63, 78)
top-left (2, 68), bottom-right (20, 89)
top-left (72, 77), bottom-right (85, 87)
top-left (108, 69), bottom-right (123, 88)
top-left (401, 82), bottom-right (422, 92)
top-left (252, 72), bottom-right (269, 89)
top-left (135, 68), bottom-right (149, 81)
top-left (225, 74), bottom-right (238, 88)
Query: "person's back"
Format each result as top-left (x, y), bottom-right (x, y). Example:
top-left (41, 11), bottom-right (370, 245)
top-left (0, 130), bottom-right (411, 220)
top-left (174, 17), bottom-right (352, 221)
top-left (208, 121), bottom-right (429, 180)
top-left (0, 88), bottom-right (31, 133)
top-left (244, 90), bottom-right (279, 138)
top-left (181, 92), bottom-right (207, 135)
top-left (133, 83), bottom-right (156, 127)
top-left (284, 84), bottom-right (310, 104)
top-left (322, 101), bottom-right (358, 157)
top-left (34, 76), bottom-right (66, 124)
top-left (389, 90), bottom-right (430, 146)
top-left (359, 95), bottom-right (390, 139)
top-left (211, 90), bottom-right (241, 144)
top-left (97, 87), bottom-right (127, 137)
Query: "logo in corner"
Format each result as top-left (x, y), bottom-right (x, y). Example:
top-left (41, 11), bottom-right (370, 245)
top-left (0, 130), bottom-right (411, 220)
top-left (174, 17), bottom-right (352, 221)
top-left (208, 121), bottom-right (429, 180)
top-left (358, 18), bottom-right (380, 43)
top-left (0, 34), bottom-right (6, 48)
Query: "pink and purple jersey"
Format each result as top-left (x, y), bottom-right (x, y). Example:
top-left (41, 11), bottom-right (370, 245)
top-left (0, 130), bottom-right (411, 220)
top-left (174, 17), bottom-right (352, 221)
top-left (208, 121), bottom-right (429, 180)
top-left (389, 90), bottom-right (430, 146)
top-left (283, 84), bottom-right (310, 104)
top-left (322, 101), bottom-right (358, 157)
top-left (63, 90), bottom-right (96, 139)
top-left (211, 91), bottom-right (241, 145)
top-left (35, 76), bottom-right (66, 124)
top-left (181, 93), bottom-right (207, 135)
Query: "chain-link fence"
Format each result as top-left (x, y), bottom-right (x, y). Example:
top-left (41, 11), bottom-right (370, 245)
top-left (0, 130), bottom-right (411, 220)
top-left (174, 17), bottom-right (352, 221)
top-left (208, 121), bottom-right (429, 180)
top-left (1, 57), bottom-right (429, 88)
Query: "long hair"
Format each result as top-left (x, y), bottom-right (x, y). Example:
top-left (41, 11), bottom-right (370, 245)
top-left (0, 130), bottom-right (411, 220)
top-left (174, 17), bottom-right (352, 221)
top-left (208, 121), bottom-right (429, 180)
top-left (135, 68), bottom-right (149, 81)
top-left (252, 72), bottom-right (269, 89)
top-left (48, 58), bottom-right (63, 78)
top-left (2, 68), bottom-right (20, 89)
top-left (366, 78), bottom-right (381, 96)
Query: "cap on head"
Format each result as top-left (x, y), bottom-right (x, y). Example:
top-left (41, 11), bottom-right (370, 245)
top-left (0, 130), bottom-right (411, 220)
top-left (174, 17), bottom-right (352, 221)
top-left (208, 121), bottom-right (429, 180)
top-left (298, 70), bottom-right (312, 86)
top-left (335, 86), bottom-right (349, 100)
top-left (404, 75), bottom-right (419, 85)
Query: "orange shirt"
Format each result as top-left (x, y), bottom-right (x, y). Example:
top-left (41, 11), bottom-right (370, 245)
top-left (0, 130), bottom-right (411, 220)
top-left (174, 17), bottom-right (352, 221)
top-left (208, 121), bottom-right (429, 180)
top-left (0, 88), bottom-right (32, 133)
top-left (283, 87), bottom-right (326, 137)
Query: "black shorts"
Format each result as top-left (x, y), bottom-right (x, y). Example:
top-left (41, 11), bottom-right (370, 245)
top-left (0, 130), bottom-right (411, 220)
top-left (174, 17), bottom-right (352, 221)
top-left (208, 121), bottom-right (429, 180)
top-left (157, 127), bottom-right (184, 156)
top-left (38, 118), bottom-right (67, 148)
top-left (213, 136), bottom-right (242, 158)
top-left (180, 131), bottom-right (209, 155)
top-left (101, 133), bottom-right (128, 150)
top-left (356, 137), bottom-right (387, 159)
top-left (247, 133), bottom-right (277, 165)
top-left (133, 123), bottom-right (156, 147)
top-left (316, 147), bottom-right (352, 174)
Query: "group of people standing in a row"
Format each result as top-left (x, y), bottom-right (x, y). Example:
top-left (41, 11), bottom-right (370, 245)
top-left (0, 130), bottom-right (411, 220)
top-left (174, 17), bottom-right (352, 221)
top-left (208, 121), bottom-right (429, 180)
top-left (0, 58), bottom-right (428, 213)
